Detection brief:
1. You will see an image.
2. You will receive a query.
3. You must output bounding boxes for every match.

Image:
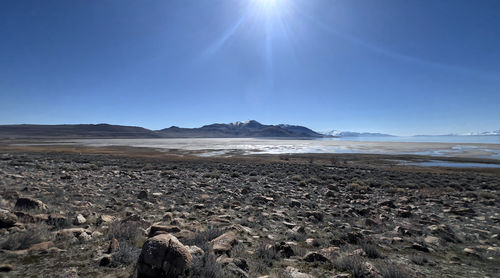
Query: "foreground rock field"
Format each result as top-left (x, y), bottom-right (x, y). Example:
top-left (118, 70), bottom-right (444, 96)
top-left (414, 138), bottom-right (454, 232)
top-left (0, 149), bottom-right (499, 278)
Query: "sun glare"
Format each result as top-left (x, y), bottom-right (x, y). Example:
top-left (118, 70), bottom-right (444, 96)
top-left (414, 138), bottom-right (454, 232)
top-left (254, 0), bottom-right (280, 11)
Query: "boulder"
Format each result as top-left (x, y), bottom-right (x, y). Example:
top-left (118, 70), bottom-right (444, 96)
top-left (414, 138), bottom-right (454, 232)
top-left (137, 233), bottom-right (193, 278)
top-left (303, 251), bottom-right (330, 262)
top-left (14, 197), bottom-right (47, 211)
top-left (272, 242), bottom-right (295, 258)
top-left (303, 247), bottom-right (340, 263)
top-left (0, 209), bottom-right (17, 228)
top-left (210, 232), bottom-right (237, 255)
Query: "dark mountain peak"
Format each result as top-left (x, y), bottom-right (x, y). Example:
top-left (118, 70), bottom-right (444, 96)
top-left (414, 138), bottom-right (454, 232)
top-left (0, 121), bottom-right (326, 139)
top-left (157, 120), bottom-right (324, 138)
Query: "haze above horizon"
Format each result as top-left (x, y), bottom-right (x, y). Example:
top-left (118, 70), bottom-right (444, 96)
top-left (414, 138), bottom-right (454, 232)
top-left (1, 0), bottom-right (499, 136)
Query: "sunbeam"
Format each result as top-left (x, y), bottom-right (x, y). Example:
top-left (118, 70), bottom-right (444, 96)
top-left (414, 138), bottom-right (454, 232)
top-left (204, 0), bottom-right (296, 87)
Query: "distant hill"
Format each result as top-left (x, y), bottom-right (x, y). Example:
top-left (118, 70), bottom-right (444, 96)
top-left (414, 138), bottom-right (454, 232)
top-left (0, 124), bottom-right (162, 139)
top-left (415, 130), bottom-right (500, 136)
top-left (158, 120), bottom-right (324, 138)
top-left (322, 130), bottom-right (394, 137)
top-left (460, 130), bottom-right (500, 136)
top-left (0, 121), bottom-right (326, 139)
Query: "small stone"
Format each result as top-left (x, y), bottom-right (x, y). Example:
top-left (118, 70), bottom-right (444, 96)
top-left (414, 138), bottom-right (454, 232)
top-left (99, 255), bottom-right (112, 266)
top-left (412, 243), bottom-right (430, 253)
top-left (74, 214), bottom-right (86, 225)
top-left (210, 232), bottom-right (237, 255)
top-left (424, 236), bottom-right (440, 245)
top-left (306, 238), bottom-right (319, 247)
top-left (77, 232), bottom-right (92, 242)
top-left (98, 214), bottom-right (115, 225)
top-left (107, 238), bottom-right (119, 254)
top-left (303, 251), bottom-right (330, 262)
top-left (137, 190), bottom-right (148, 199)
top-left (289, 199), bottom-right (302, 208)
top-left (464, 248), bottom-right (480, 257)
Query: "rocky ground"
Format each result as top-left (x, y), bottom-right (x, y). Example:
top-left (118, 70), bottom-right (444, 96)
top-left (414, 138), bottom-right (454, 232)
top-left (0, 147), bottom-right (499, 278)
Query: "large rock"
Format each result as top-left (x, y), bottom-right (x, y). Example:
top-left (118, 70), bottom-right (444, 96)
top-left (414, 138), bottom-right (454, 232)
top-left (14, 197), bottom-right (48, 211)
top-left (210, 232), bottom-right (237, 255)
top-left (0, 209), bottom-right (17, 228)
top-left (303, 247), bottom-right (340, 263)
top-left (137, 233), bottom-right (193, 278)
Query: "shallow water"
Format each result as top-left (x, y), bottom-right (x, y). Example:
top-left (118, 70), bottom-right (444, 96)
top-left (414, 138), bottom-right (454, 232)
top-left (15, 138), bottom-right (500, 160)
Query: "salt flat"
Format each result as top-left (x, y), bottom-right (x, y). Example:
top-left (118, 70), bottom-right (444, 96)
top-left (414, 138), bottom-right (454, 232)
top-left (14, 138), bottom-right (500, 160)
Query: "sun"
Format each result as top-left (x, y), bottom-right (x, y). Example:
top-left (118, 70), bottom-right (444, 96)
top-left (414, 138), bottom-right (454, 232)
top-left (254, 0), bottom-right (280, 11)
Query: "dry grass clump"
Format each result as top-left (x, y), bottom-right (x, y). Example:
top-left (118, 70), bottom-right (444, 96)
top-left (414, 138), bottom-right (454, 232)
top-left (186, 250), bottom-right (227, 278)
top-left (335, 255), bottom-right (365, 278)
top-left (181, 227), bottom-right (223, 248)
top-left (251, 243), bottom-right (281, 274)
top-left (0, 224), bottom-right (52, 250)
top-left (377, 262), bottom-right (411, 278)
top-left (110, 241), bottom-right (141, 267)
top-left (180, 228), bottom-right (232, 278)
top-left (107, 221), bottom-right (144, 246)
top-left (361, 242), bottom-right (382, 259)
top-left (409, 253), bottom-right (428, 266)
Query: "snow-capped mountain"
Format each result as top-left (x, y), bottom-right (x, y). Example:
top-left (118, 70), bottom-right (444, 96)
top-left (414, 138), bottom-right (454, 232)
top-left (159, 120), bottom-right (325, 138)
top-left (459, 130), bottom-right (500, 136)
top-left (322, 130), bottom-right (394, 137)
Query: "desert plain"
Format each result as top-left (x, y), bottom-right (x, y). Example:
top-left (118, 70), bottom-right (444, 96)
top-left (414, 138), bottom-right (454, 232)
top-left (0, 142), bottom-right (499, 278)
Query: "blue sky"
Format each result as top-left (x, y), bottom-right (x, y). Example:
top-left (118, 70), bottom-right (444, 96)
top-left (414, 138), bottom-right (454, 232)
top-left (1, 0), bottom-right (499, 135)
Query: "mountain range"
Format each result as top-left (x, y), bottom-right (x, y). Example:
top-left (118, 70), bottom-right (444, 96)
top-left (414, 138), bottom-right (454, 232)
top-left (1, 122), bottom-right (497, 139)
top-left (0, 121), bottom-right (324, 139)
